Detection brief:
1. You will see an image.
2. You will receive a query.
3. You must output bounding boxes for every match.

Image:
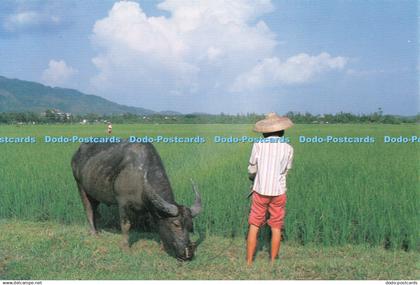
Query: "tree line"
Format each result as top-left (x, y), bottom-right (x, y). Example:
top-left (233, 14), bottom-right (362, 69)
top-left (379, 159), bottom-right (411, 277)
top-left (0, 109), bottom-right (418, 124)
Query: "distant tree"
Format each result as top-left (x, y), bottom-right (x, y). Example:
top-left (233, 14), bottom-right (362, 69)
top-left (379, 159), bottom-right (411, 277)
top-left (382, 115), bottom-right (401, 124)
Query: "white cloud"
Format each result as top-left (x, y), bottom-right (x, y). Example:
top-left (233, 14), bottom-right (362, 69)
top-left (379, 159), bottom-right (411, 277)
top-left (41, 60), bottom-right (77, 87)
top-left (90, 1), bottom-right (276, 98)
top-left (89, 1), bottom-right (348, 110)
top-left (231, 53), bottom-right (348, 91)
top-left (3, 11), bottom-right (39, 31)
top-left (3, 10), bottom-right (62, 32)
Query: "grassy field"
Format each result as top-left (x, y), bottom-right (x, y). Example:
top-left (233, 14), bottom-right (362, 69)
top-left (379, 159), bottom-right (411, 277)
top-left (0, 219), bottom-right (418, 280)
top-left (0, 123), bottom-right (419, 279)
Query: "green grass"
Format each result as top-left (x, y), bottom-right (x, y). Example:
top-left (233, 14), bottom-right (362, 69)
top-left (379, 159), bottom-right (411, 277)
top-left (0, 123), bottom-right (419, 253)
top-left (0, 219), bottom-right (418, 280)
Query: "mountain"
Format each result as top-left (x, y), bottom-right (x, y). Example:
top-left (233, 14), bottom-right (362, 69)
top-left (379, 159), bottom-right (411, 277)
top-left (0, 76), bottom-right (165, 115)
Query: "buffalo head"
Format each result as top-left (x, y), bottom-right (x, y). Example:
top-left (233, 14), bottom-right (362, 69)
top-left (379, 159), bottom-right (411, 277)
top-left (145, 178), bottom-right (202, 261)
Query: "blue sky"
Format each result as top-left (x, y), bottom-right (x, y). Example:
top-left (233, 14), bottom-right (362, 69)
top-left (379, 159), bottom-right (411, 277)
top-left (0, 0), bottom-right (417, 115)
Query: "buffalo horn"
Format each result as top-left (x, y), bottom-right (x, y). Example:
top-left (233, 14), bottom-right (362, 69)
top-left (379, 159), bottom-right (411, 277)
top-left (189, 178), bottom-right (202, 218)
top-left (144, 172), bottom-right (179, 216)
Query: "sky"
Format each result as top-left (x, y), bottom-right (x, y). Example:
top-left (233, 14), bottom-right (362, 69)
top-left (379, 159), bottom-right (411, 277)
top-left (0, 0), bottom-right (418, 115)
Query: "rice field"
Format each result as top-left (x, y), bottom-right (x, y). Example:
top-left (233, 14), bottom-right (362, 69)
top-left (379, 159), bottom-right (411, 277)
top-left (0, 123), bottom-right (419, 251)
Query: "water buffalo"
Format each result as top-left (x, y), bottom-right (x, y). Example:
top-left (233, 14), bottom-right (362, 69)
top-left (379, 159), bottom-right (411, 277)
top-left (71, 141), bottom-right (202, 261)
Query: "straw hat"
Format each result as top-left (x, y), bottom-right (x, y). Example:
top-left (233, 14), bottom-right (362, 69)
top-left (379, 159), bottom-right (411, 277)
top-left (253, 112), bottom-right (293, 133)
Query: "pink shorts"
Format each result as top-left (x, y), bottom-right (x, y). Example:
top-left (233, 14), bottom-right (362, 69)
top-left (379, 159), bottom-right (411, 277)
top-left (248, 191), bottom-right (287, 229)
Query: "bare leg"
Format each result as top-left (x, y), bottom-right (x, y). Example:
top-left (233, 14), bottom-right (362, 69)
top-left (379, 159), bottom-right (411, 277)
top-left (246, 224), bottom-right (259, 266)
top-left (270, 228), bottom-right (281, 264)
top-left (118, 204), bottom-right (131, 249)
top-left (77, 184), bottom-right (99, 235)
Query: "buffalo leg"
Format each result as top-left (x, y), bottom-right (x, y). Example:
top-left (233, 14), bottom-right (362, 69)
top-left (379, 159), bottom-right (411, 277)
top-left (77, 183), bottom-right (99, 235)
top-left (118, 204), bottom-right (131, 249)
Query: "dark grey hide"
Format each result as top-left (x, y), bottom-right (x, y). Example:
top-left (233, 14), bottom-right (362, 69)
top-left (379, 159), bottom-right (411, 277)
top-left (71, 142), bottom-right (202, 261)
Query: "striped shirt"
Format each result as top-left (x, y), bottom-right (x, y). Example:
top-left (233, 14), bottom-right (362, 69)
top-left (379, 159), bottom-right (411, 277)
top-left (248, 137), bottom-right (294, 196)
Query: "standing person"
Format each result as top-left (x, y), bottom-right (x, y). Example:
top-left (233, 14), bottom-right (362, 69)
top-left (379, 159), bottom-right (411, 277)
top-left (247, 112), bottom-right (294, 266)
top-left (107, 122), bottom-right (113, 134)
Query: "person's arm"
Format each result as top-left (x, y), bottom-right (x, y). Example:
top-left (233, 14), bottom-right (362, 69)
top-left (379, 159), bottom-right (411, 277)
top-left (248, 143), bottom-right (258, 181)
top-left (285, 146), bottom-right (294, 176)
